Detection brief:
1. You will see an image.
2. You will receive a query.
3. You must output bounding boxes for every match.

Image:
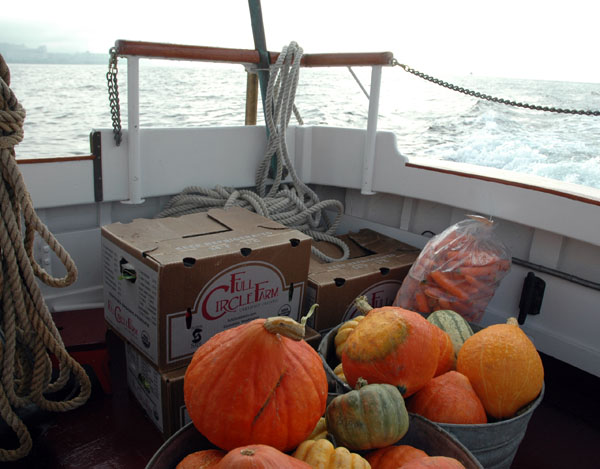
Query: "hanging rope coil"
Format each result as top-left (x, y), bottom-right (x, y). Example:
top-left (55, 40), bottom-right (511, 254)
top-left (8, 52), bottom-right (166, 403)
top-left (0, 54), bottom-right (91, 462)
top-left (158, 42), bottom-right (350, 262)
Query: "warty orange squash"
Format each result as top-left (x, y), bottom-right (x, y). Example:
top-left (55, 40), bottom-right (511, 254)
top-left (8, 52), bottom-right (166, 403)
top-left (213, 444), bottom-right (311, 468)
top-left (341, 303), bottom-right (439, 396)
top-left (407, 371), bottom-right (487, 424)
top-left (176, 449), bottom-right (225, 469)
top-left (456, 317), bottom-right (544, 419)
top-left (365, 444), bottom-right (428, 469)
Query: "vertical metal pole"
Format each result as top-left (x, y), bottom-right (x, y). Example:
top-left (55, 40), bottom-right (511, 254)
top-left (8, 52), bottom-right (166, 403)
top-left (361, 65), bottom-right (382, 195)
top-left (247, 0), bottom-right (270, 122)
top-left (125, 56), bottom-right (144, 204)
top-left (248, 0), bottom-right (282, 178)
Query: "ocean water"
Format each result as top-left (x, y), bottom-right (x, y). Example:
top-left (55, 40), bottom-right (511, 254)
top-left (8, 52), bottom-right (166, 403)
top-left (7, 61), bottom-right (600, 189)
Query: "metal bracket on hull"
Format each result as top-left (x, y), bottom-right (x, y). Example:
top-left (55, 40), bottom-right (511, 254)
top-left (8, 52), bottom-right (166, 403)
top-left (91, 131), bottom-right (103, 202)
top-left (518, 271), bottom-right (546, 324)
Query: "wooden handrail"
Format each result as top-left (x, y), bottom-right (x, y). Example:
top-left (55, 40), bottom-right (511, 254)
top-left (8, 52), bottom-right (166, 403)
top-left (114, 40), bottom-right (394, 67)
top-left (17, 155), bottom-right (95, 164)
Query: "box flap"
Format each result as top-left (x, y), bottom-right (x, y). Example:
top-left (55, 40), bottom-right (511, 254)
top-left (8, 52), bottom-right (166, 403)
top-left (309, 229), bottom-right (419, 274)
top-left (347, 229), bottom-right (410, 255)
top-left (103, 207), bottom-right (310, 265)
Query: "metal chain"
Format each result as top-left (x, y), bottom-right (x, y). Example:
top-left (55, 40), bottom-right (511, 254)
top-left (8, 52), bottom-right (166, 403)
top-left (106, 47), bottom-right (122, 145)
top-left (393, 60), bottom-right (600, 116)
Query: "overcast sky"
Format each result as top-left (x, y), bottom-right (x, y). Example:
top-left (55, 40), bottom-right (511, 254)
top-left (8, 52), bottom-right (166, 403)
top-left (2, 0), bottom-right (599, 82)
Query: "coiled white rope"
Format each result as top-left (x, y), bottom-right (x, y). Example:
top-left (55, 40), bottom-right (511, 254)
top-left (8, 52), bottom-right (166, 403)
top-left (158, 42), bottom-right (350, 262)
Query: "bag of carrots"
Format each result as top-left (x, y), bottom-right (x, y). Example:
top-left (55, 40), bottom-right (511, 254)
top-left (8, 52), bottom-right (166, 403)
top-left (393, 215), bottom-right (511, 323)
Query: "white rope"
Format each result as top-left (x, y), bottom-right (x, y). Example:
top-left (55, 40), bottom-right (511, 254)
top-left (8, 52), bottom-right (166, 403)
top-left (157, 42), bottom-right (349, 262)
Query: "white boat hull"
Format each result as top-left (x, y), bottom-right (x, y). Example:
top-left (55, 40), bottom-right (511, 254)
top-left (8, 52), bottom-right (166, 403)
top-left (19, 124), bottom-right (600, 378)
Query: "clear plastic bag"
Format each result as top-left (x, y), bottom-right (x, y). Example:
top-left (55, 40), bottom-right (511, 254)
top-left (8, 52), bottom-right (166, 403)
top-left (393, 215), bottom-right (511, 323)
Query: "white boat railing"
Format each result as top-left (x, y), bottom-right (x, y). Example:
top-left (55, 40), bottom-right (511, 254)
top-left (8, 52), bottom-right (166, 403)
top-left (112, 40), bottom-right (394, 203)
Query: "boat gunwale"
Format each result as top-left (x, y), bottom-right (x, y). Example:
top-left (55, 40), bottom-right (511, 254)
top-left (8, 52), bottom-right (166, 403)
top-left (16, 142), bottom-right (600, 209)
top-left (405, 161), bottom-right (600, 207)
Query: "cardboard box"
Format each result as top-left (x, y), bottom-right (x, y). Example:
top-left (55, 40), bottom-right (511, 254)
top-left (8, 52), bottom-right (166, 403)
top-left (125, 341), bottom-right (188, 439)
top-left (102, 207), bottom-right (311, 371)
top-left (305, 229), bottom-right (420, 331)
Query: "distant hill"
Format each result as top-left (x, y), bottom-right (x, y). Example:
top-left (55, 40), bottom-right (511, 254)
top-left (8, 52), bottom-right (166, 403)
top-left (0, 43), bottom-right (107, 64)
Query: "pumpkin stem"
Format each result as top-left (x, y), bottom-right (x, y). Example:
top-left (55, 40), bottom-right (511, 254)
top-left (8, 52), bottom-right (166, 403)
top-left (240, 448), bottom-right (256, 456)
top-left (300, 303), bottom-right (318, 328)
top-left (355, 377), bottom-right (369, 389)
top-left (354, 296), bottom-right (373, 315)
top-left (264, 312), bottom-right (309, 341)
top-left (507, 317), bottom-right (519, 326)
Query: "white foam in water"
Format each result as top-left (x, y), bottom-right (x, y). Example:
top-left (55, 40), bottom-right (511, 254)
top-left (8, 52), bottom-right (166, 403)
top-left (8, 63), bottom-right (600, 189)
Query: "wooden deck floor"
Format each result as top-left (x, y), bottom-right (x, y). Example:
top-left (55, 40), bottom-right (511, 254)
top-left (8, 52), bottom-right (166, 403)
top-left (1, 325), bottom-right (599, 468)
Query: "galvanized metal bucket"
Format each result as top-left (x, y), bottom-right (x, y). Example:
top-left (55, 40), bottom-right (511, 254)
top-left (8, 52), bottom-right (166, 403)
top-left (146, 414), bottom-right (483, 469)
top-left (318, 325), bottom-right (354, 394)
top-left (437, 385), bottom-right (544, 469)
top-left (318, 323), bottom-right (544, 469)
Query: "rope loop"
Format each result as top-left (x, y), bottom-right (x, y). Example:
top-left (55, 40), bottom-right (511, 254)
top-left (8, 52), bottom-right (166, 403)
top-left (0, 53), bottom-right (90, 462)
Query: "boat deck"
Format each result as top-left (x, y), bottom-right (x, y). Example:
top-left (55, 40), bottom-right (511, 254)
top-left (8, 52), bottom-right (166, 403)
top-left (1, 309), bottom-right (599, 469)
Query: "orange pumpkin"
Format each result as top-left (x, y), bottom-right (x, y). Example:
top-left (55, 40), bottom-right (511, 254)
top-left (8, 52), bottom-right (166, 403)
top-left (184, 316), bottom-right (328, 451)
top-left (400, 456), bottom-right (466, 468)
top-left (456, 317), bottom-right (544, 419)
top-left (176, 449), bottom-right (225, 469)
top-left (213, 444), bottom-right (311, 468)
top-left (433, 327), bottom-right (455, 376)
top-left (365, 445), bottom-right (428, 469)
top-left (407, 371), bottom-right (487, 424)
top-left (341, 306), bottom-right (438, 396)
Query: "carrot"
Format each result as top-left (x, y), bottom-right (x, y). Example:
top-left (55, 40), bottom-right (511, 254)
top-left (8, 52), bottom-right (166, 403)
top-left (455, 264), bottom-right (500, 278)
top-left (415, 291), bottom-right (431, 314)
top-left (429, 270), bottom-right (469, 301)
top-left (462, 274), bottom-right (495, 295)
top-left (448, 300), bottom-right (474, 316)
top-left (423, 285), bottom-right (452, 301)
top-left (400, 275), bottom-right (419, 299)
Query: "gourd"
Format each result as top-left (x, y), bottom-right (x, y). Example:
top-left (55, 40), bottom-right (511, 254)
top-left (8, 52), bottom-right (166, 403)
top-left (433, 326), bottom-right (455, 376)
top-left (456, 317), bottom-right (544, 419)
top-left (213, 444), bottom-right (311, 468)
top-left (427, 310), bottom-right (474, 357)
top-left (293, 438), bottom-right (370, 468)
top-left (325, 379), bottom-right (409, 451)
top-left (365, 445), bottom-right (428, 469)
top-left (400, 456), bottom-right (466, 468)
top-left (306, 417), bottom-right (328, 440)
top-left (334, 315), bottom-right (365, 359)
top-left (341, 298), bottom-right (439, 396)
top-left (407, 371), bottom-right (487, 424)
top-left (184, 312), bottom-right (328, 451)
top-left (176, 449), bottom-right (225, 469)
top-left (333, 363), bottom-right (347, 383)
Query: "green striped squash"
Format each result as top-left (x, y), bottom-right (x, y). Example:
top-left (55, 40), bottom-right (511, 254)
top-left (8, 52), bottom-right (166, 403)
top-left (427, 310), bottom-right (474, 356)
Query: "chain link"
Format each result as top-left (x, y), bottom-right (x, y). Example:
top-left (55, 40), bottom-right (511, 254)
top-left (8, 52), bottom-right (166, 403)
top-left (393, 60), bottom-right (600, 116)
top-left (106, 47), bottom-right (122, 145)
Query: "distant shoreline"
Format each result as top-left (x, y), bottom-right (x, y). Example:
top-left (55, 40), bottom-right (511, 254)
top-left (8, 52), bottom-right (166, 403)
top-left (1, 42), bottom-right (107, 65)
